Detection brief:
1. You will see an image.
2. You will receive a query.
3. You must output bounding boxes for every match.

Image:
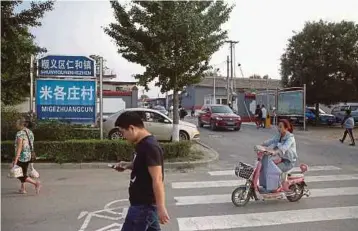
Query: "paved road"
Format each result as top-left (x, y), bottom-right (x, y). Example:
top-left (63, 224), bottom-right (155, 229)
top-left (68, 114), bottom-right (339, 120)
top-left (2, 121), bottom-right (358, 231)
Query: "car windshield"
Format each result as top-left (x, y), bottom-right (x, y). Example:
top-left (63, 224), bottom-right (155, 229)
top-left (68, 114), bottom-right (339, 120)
top-left (308, 108), bottom-right (326, 114)
top-left (211, 105), bottom-right (233, 113)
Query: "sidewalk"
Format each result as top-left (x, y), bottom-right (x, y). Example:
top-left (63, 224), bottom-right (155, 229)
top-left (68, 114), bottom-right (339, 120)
top-left (295, 126), bottom-right (357, 142)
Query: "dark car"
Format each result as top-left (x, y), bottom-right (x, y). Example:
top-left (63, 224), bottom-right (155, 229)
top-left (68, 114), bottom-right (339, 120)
top-left (198, 104), bottom-right (242, 131)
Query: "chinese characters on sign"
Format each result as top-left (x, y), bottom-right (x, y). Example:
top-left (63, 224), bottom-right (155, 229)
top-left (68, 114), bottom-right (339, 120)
top-left (38, 55), bottom-right (95, 77)
top-left (36, 79), bottom-right (96, 123)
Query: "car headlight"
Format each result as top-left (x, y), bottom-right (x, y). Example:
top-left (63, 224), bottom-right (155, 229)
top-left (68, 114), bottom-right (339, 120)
top-left (214, 117), bottom-right (223, 120)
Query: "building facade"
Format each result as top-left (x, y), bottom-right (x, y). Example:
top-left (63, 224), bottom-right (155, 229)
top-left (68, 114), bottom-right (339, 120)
top-left (179, 76), bottom-right (282, 121)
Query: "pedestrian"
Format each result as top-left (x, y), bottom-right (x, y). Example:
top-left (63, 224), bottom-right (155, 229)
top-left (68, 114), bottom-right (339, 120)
top-left (340, 110), bottom-right (355, 146)
top-left (179, 105), bottom-right (187, 120)
top-left (261, 105), bottom-right (267, 128)
top-left (13, 117), bottom-right (41, 194)
top-left (191, 106), bottom-right (195, 117)
top-left (113, 111), bottom-right (169, 231)
top-left (254, 105), bottom-right (262, 129)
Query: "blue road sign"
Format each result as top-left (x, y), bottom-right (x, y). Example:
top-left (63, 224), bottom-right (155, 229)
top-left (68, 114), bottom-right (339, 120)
top-left (36, 79), bottom-right (96, 123)
top-left (38, 55), bottom-right (95, 77)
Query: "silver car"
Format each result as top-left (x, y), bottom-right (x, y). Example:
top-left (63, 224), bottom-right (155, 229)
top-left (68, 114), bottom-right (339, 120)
top-left (331, 103), bottom-right (358, 123)
top-left (103, 108), bottom-right (200, 141)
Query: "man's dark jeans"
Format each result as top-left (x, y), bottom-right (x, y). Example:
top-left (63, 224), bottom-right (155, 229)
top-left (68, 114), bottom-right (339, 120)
top-left (121, 205), bottom-right (161, 231)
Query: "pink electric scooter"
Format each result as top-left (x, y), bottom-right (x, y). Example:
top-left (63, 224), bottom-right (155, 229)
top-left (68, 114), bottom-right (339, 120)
top-left (231, 145), bottom-right (310, 207)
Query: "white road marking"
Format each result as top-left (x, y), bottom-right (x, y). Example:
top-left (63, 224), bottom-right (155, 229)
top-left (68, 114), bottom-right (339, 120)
top-left (174, 186), bottom-right (358, 205)
top-left (95, 223), bottom-right (122, 231)
top-left (171, 174), bottom-right (358, 189)
top-left (177, 206), bottom-right (358, 230)
top-left (78, 199), bottom-right (128, 231)
top-left (208, 165), bottom-right (341, 176)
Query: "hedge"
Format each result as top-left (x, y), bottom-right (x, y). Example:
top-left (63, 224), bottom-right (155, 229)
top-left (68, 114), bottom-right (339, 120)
top-left (1, 122), bottom-right (100, 141)
top-left (1, 140), bottom-right (192, 164)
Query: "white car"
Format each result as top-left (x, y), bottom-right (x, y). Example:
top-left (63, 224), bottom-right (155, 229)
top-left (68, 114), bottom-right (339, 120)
top-left (103, 108), bottom-right (200, 141)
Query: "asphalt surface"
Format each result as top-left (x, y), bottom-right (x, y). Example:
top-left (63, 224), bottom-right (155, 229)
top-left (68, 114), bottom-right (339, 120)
top-left (2, 119), bottom-right (358, 231)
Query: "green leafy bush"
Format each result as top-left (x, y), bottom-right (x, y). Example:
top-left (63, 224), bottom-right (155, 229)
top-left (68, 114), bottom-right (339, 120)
top-left (1, 119), bottom-right (100, 141)
top-left (1, 106), bottom-right (23, 141)
top-left (1, 140), bottom-right (192, 163)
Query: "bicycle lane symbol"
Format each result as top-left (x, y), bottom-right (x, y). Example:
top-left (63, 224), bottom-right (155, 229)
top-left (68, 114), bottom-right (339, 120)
top-left (77, 199), bottom-right (129, 231)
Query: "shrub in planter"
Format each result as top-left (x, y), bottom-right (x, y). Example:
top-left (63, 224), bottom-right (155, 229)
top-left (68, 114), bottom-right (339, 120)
top-left (1, 140), bottom-right (192, 163)
top-left (1, 119), bottom-right (100, 141)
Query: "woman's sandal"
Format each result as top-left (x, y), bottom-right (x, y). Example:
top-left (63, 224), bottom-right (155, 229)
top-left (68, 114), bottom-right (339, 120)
top-left (18, 189), bottom-right (27, 194)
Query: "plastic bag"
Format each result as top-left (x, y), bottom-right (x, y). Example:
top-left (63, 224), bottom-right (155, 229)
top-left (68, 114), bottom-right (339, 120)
top-left (28, 163), bottom-right (40, 178)
top-left (259, 155), bottom-right (282, 192)
top-left (9, 165), bottom-right (23, 178)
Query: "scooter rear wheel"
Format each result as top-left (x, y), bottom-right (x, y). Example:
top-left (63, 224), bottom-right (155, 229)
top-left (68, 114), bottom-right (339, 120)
top-left (231, 186), bottom-right (251, 207)
top-left (286, 183), bottom-right (304, 202)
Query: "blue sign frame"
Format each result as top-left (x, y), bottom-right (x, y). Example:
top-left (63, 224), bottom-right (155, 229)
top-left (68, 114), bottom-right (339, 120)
top-left (38, 55), bottom-right (95, 77)
top-left (36, 79), bottom-right (96, 123)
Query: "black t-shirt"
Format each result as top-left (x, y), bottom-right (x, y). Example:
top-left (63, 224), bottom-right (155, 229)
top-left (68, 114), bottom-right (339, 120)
top-left (129, 135), bottom-right (164, 205)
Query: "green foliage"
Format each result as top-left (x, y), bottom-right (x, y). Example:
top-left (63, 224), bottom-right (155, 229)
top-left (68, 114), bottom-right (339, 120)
top-left (1, 107), bottom-right (100, 141)
top-left (280, 20), bottom-right (358, 105)
top-left (1, 1), bottom-right (54, 105)
top-left (105, 1), bottom-right (233, 92)
top-left (104, 1), bottom-right (233, 140)
top-left (1, 140), bottom-right (192, 164)
top-left (1, 120), bottom-right (100, 141)
top-left (1, 105), bottom-right (23, 140)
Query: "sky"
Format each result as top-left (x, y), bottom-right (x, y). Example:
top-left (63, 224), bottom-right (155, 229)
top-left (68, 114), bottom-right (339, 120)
top-left (28, 0), bottom-right (358, 97)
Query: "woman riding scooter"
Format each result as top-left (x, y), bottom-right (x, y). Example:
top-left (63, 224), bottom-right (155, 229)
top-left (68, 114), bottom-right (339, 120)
top-left (261, 119), bottom-right (298, 172)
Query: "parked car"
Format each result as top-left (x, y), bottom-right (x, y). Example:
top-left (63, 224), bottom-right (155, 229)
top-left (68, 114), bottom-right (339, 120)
top-left (103, 108), bottom-right (200, 141)
top-left (305, 107), bottom-right (335, 125)
top-left (152, 105), bottom-right (169, 116)
top-left (198, 104), bottom-right (242, 131)
top-left (331, 103), bottom-right (358, 123)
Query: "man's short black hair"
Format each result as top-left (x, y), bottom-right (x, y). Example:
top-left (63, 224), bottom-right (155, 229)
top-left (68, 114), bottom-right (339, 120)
top-left (115, 111), bottom-right (145, 129)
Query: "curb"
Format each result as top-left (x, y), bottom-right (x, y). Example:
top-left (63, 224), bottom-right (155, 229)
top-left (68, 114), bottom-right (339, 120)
top-left (164, 141), bottom-right (219, 169)
top-left (1, 141), bottom-right (219, 170)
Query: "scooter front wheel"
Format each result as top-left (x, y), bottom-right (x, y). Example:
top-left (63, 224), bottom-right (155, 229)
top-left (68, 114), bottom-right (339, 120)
top-left (286, 183), bottom-right (304, 202)
top-left (231, 186), bottom-right (251, 207)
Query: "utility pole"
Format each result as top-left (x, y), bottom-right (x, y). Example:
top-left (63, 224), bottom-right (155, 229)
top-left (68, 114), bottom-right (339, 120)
top-left (225, 40), bottom-right (239, 104)
top-left (226, 55), bottom-right (230, 104)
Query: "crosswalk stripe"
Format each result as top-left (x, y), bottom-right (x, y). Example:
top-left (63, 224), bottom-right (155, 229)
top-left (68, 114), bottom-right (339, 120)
top-left (208, 165), bottom-right (341, 176)
top-left (174, 186), bottom-right (358, 205)
top-left (177, 206), bottom-right (358, 231)
top-left (171, 174), bottom-right (358, 189)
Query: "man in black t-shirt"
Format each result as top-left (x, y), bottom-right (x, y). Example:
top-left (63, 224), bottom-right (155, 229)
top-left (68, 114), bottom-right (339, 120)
top-left (113, 111), bottom-right (169, 231)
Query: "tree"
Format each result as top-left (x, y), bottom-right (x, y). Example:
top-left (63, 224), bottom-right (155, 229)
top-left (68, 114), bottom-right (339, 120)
top-left (105, 1), bottom-right (233, 141)
top-left (140, 94), bottom-right (149, 100)
top-left (1, 1), bottom-right (54, 105)
top-left (89, 54), bottom-right (110, 76)
top-left (249, 74), bottom-right (261, 79)
top-left (204, 67), bottom-right (220, 77)
top-left (281, 20), bottom-right (358, 108)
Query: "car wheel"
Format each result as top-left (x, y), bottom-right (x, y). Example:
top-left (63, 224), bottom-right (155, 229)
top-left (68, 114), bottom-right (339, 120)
top-left (198, 119), bottom-right (204, 127)
top-left (210, 121), bottom-right (216, 131)
top-left (108, 128), bottom-right (124, 140)
top-left (179, 130), bottom-right (189, 140)
top-left (234, 126), bottom-right (241, 131)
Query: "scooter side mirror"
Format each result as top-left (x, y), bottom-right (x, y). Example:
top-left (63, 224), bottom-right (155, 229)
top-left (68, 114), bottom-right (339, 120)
top-left (300, 163), bottom-right (308, 173)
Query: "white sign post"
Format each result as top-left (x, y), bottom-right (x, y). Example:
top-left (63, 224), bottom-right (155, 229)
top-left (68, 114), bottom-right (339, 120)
top-left (99, 57), bottom-right (104, 140)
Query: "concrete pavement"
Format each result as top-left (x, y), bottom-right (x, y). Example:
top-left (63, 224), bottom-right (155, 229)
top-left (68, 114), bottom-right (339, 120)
top-left (2, 121), bottom-right (358, 231)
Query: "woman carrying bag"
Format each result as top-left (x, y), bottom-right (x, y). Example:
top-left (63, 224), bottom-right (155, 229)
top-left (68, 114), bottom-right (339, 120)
top-left (12, 117), bottom-right (41, 194)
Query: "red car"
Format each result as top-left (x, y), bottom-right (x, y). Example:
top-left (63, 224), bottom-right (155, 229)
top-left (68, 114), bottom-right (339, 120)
top-left (198, 104), bottom-right (242, 131)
